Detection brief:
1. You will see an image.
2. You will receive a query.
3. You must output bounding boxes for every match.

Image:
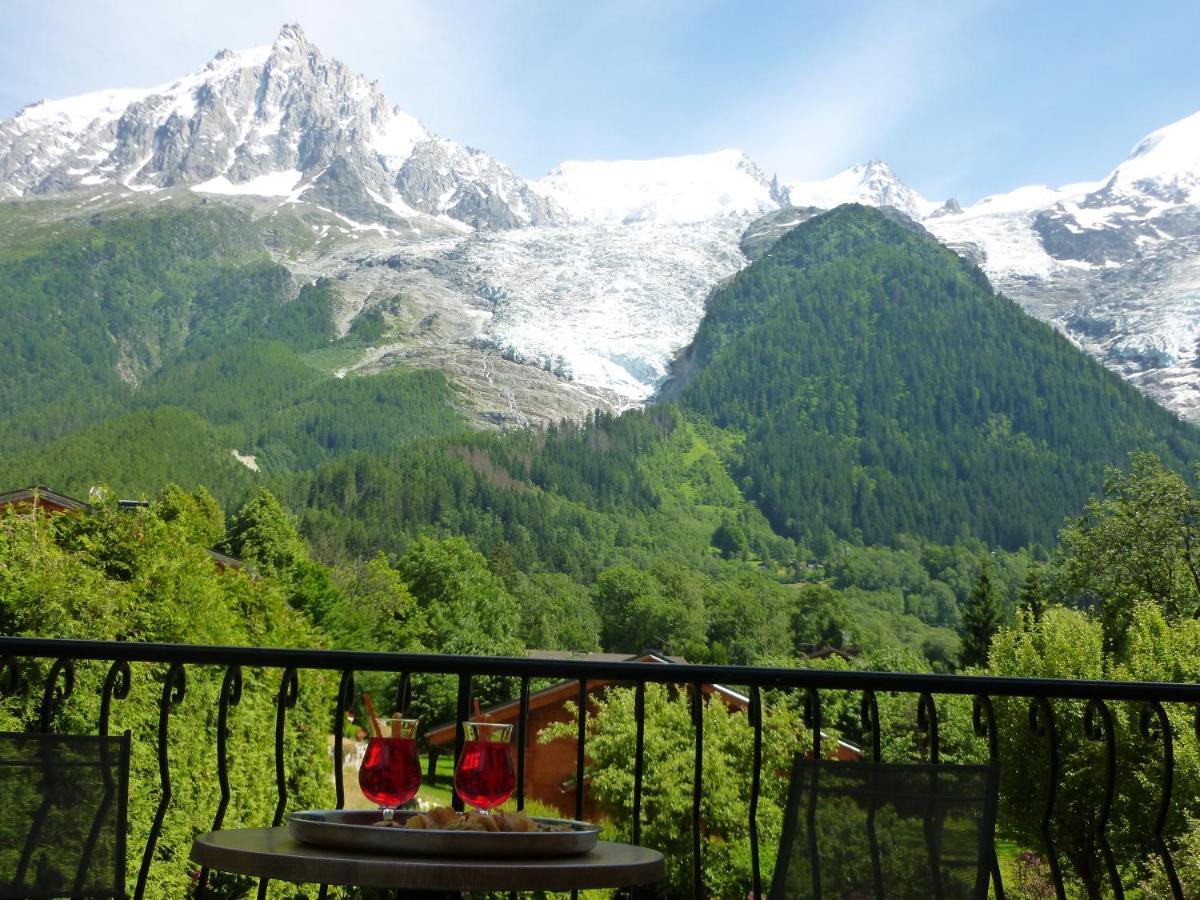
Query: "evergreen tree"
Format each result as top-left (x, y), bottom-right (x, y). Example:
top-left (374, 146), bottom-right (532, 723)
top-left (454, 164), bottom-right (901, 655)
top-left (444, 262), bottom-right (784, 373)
top-left (1018, 562), bottom-right (1047, 621)
top-left (960, 557), bottom-right (1002, 667)
top-left (712, 518), bottom-right (750, 560)
top-left (487, 540), bottom-right (520, 592)
top-left (222, 489), bottom-right (308, 578)
top-left (222, 488), bottom-right (342, 623)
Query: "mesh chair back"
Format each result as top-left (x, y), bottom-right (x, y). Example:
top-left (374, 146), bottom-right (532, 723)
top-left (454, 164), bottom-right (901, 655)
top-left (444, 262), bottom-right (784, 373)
top-left (0, 731), bottom-right (130, 899)
top-left (770, 758), bottom-right (998, 900)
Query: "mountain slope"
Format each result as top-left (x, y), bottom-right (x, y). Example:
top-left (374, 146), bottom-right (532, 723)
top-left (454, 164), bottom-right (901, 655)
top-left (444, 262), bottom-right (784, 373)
top-left (0, 202), bottom-right (466, 496)
top-left (670, 204), bottom-right (1200, 550)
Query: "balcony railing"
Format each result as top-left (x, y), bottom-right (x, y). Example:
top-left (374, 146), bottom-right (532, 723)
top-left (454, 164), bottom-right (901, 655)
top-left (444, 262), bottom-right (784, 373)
top-left (3, 635), bottom-right (1199, 899)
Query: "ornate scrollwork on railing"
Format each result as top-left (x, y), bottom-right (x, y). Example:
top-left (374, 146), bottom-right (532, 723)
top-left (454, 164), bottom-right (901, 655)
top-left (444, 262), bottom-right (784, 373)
top-left (0, 655), bottom-right (21, 698)
top-left (972, 695), bottom-right (1004, 899)
top-left (135, 662), bottom-right (186, 900)
top-left (98, 659), bottom-right (131, 737)
top-left (15, 658), bottom-right (78, 891)
top-left (860, 688), bottom-right (881, 762)
top-left (802, 686), bottom-right (822, 899)
top-left (1140, 701), bottom-right (1181, 899)
top-left (332, 669), bottom-right (354, 811)
top-left (632, 680), bottom-right (646, 846)
top-left (197, 665), bottom-right (242, 897)
top-left (257, 666), bottom-right (299, 900)
top-left (916, 692), bottom-right (943, 896)
top-left (78, 658), bottom-right (134, 895)
top-left (972, 694), bottom-right (997, 760)
top-left (1028, 696), bottom-right (1065, 900)
top-left (689, 682), bottom-right (704, 900)
top-left (76, 662), bottom-right (131, 900)
top-left (748, 685), bottom-right (763, 900)
top-left (917, 691), bottom-right (940, 764)
top-left (6, 635), bottom-right (1200, 899)
top-left (803, 686), bottom-right (822, 758)
top-left (1083, 699), bottom-right (1123, 899)
top-left (272, 666), bottom-right (299, 825)
top-left (861, 689), bottom-right (885, 899)
top-left (38, 657), bottom-right (75, 732)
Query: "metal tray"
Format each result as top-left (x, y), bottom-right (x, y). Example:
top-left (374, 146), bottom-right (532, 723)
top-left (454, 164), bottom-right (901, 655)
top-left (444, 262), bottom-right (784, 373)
top-left (288, 809), bottom-right (601, 858)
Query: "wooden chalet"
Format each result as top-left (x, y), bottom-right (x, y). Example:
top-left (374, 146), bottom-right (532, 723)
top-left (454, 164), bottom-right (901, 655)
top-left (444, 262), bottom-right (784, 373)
top-left (0, 486), bottom-right (89, 516)
top-left (0, 485), bottom-right (246, 572)
top-left (425, 650), bottom-right (861, 819)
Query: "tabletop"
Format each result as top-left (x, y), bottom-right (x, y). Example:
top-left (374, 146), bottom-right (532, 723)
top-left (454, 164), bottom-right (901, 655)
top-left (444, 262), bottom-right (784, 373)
top-left (191, 827), bottom-right (665, 893)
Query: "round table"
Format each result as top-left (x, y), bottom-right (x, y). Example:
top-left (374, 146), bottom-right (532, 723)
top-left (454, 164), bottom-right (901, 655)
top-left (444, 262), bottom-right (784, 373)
top-left (191, 827), bottom-right (665, 894)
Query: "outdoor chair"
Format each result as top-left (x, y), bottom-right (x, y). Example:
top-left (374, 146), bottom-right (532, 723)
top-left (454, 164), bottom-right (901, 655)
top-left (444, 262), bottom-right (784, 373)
top-left (769, 757), bottom-right (999, 900)
top-left (0, 731), bottom-right (130, 899)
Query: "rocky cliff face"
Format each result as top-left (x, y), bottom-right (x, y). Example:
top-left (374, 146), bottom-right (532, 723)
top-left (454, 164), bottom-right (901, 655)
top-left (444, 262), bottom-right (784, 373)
top-left (0, 24), bottom-right (561, 230)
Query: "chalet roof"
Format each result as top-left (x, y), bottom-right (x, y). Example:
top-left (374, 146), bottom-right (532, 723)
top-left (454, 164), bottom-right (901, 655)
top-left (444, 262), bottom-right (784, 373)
top-left (524, 649), bottom-right (687, 665)
top-left (0, 485), bottom-right (89, 512)
top-left (425, 649), bottom-right (863, 759)
top-left (802, 643), bottom-right (861, 661)
top-left (0, 484), bottom-right (246, 571)
top-left (425, 650), bottom-right (750, 746)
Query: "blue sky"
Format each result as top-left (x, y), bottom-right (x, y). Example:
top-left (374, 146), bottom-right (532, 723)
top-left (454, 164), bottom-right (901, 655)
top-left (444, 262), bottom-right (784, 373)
top-left (2, 0), bottom-right (1198, 204)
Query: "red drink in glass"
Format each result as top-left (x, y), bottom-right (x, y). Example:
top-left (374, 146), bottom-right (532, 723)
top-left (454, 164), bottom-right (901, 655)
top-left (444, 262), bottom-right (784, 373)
top-left (455, 741), bottom-right (515, 809)
top-left (359, 735), bottom-right (421, 809)
top-left (454, 722), bottom-right (515, 811)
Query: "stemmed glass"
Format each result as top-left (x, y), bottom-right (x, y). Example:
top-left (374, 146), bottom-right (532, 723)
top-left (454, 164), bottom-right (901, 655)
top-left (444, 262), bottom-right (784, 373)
top-left (454, 721), bottom-right (516, 812)
top-left (358, 716), bottom-right (421, 823)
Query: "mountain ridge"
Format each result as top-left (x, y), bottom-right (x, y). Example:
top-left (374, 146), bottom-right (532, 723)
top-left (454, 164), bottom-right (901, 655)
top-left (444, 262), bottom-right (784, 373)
top-left (0, 24), bottom-right (562, 230)
top-left (3, 24), bottom-right (1200, 425)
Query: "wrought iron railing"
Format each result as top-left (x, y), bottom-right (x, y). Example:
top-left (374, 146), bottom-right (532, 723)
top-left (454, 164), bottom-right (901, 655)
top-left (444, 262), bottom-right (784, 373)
top-left (3, 636), bottom-right (1200, 899)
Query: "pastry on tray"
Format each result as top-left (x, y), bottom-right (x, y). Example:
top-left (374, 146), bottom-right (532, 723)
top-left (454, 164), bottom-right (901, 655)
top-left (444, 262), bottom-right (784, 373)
top-left (388, 806), bottom-right (576, 833)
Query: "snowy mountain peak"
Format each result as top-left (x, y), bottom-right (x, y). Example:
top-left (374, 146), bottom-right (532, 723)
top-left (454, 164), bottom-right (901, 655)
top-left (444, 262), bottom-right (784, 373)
top-left (785, 160), bottom-right (935, 220)
top-left (273, 22), bottom-right (310, 49)
top-left (1101, 109), bottom-right (1200, 205)
top-left (0, 24), bottom-right (559, 228)
top-left (534, 149), bottom-right (783, 225)
top-left (920, 105), bottom-right (1200, 422)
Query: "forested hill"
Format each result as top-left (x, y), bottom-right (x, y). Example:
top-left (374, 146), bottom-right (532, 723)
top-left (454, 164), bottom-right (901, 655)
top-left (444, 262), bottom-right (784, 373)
top-left (0, 203), bottom-right (466, 495)
top-left (672, 204), bottom-right (1200, 551)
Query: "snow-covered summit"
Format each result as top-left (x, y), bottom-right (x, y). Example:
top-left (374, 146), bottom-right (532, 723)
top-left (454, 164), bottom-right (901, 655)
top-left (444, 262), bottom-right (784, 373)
top-left (786, 160), bottom-right (936, 220)
top-left (535, 150), bottom-right (786, 225)
top-left (920, 107), bottom-right (1200, 421)
top-left (0, 24), bottom-right (559, 228)
top-left (1099, 109), bottom-right (1200, 206)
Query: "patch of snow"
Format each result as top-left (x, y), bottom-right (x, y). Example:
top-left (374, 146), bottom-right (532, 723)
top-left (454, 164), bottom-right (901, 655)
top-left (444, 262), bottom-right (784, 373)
top-left (193, 169), bottom-right (304, 197)
top-left (370, 109), bottom-right (428, 169)
top-left (365, 187), bottom-right (422, 220)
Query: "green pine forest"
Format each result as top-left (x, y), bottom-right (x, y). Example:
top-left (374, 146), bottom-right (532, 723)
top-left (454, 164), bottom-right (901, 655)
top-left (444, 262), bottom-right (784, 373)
top-left (5, 199), bottom-right (1200, 896)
